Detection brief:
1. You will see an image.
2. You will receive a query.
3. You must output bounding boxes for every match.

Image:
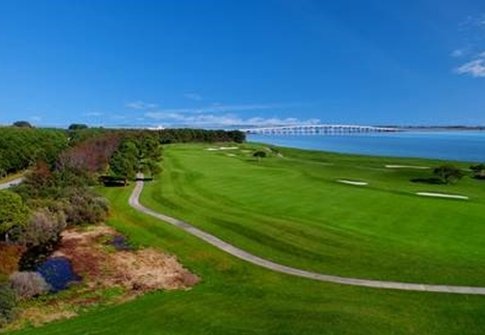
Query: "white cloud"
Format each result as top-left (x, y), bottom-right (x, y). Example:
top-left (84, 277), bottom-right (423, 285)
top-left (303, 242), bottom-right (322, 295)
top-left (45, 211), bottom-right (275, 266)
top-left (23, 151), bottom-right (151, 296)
top-left (452, 14), bottom-right (485, 76)
top-left (455, 53), bottom-right (485, 77)
top-left (30, 115), bottom-right (42, 121)
top-left (144, 111), bottom-right (319, 127)
top-left (125, 101), bottom-right (158, 110)
top-left (184, 92), bottom-right (203, 101)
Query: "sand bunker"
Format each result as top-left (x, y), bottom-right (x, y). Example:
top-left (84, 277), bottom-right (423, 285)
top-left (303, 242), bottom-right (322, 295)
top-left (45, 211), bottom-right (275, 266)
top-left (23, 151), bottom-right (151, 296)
top-left (337, 179), bottom-right (368, 186)
top-left (206, 146), bottom-right (238, 151)
top-left (416, 192), bottom-right (468, 200)
top-left (385, 165), bottom-right (430, 169)
top-left (226, 153), bottom-right (236, 157)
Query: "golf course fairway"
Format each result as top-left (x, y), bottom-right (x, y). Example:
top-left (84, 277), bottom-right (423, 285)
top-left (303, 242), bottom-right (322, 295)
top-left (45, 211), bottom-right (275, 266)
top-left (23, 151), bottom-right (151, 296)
top-left (11, 143), bottom-right (485, 334)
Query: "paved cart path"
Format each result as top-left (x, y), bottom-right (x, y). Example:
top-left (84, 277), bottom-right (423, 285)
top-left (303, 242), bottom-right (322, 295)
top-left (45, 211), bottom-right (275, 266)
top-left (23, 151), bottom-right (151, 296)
top-left (0, 177), bottom-right (23, 190)
top-left (129, 178), bottom-right (485, 296)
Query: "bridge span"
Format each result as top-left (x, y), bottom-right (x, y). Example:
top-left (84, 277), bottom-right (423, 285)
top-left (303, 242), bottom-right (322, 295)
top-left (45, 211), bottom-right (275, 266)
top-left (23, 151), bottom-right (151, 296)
top-left (240, 124), bottom-right (400, 135)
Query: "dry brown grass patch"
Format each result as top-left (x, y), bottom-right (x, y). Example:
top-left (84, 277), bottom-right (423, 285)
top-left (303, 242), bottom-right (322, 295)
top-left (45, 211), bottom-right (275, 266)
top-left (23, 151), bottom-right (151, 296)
top-left (3, 225), bottom-right (199, 331)
top-left (0, 243), bottom-right (25, 276)
top-left (53, 225), bottom-right (199, 293)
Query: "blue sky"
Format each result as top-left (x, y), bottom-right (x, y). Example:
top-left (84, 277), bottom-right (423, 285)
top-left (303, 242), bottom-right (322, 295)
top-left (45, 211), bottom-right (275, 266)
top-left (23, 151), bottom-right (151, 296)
top-left (1, 0), bottom-right (485, 128)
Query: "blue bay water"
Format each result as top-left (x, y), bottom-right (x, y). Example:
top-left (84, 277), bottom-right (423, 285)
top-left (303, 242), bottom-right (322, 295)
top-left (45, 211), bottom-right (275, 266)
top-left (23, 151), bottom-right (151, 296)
top-left (248, 131), bottom-right (485, 162)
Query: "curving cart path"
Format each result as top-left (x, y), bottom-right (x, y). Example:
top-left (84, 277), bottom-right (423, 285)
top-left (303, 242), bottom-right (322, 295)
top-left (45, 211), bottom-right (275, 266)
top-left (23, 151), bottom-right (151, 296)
top-left (0, 177), bottom-right (24, 190)
top-left (129, 178), bottom-right (485, 295)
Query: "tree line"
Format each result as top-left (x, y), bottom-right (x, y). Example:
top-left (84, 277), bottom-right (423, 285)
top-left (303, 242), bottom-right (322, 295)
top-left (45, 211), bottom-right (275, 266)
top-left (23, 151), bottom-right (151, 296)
top-left (0, 127), bottom-right (68, 178)
top-left (0, 124), bottom-right (245, 178)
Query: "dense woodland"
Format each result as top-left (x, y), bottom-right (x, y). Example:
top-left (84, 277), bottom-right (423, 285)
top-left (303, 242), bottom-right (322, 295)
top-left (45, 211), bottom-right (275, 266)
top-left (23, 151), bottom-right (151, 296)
top-left (0, 125), bottom-right (245, 177)
top-left (0, 124), bottom-right (245, 327)
top-left (0, 127), bottom-right (68, 178)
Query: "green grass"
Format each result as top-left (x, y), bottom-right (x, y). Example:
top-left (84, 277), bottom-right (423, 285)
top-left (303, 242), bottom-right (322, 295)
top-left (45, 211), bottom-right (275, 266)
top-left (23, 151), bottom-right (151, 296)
top-left (9, 143), bottom-right (485, 334)
top-left (139, 143), bottom-right (485, 286)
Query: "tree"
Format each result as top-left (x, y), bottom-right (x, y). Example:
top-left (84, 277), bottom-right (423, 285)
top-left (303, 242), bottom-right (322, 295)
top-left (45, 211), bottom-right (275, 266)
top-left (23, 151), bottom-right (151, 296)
top-left (109, 139), bottom-right (139, 179)
top-left (0, 127), bottom-right (67, 175)
top-left (433, 165), bottom-right (464, 184)
top-left (470, 164), bottom-right (485, 180)
top-left (0, 191), bottom-right (29, 242)
top-left (253, 150), bottom-right (267, 162)
top-left (57, 133), bottom-right (121, 174)
top-left (12, 121), bottom-right (32, 128)
top-left (68, 124), bottom-right (88, 130)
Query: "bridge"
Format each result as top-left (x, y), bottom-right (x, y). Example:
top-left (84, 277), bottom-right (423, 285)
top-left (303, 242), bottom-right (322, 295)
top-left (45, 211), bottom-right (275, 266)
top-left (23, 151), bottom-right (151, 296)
top-left (240, 124), bottom-right (400, 135)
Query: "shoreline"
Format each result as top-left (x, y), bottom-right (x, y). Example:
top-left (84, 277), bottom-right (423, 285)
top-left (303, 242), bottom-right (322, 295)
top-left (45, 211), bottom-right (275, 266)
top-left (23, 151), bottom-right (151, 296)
top-left (247, 131), bottom-right (485, 163)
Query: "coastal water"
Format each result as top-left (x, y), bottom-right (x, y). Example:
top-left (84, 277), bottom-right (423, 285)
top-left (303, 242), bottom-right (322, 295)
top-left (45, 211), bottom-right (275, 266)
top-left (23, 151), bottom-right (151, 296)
top-left (249, 131), bottom-right (485, 162)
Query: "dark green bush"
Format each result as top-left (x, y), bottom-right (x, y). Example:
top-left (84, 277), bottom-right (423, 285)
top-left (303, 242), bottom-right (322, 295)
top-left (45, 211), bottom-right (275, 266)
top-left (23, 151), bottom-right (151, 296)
top-left (64, 189), bottom-right (109, 226)
top-left (0, 282), bottom-right (17, 327)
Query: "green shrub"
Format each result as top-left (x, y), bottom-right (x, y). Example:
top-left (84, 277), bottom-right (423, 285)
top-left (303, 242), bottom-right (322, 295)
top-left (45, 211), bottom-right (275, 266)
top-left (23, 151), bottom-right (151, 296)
top-left (64, 189), bottom-right (109, 226)
top-left (0, 282), bottom-right (17, 327)
top-left (0, 190), bottom-right (30, 242)
top-left (433, 165), bottom-right (464, 184)
top-left (14, 208), bottom-right (66, 247)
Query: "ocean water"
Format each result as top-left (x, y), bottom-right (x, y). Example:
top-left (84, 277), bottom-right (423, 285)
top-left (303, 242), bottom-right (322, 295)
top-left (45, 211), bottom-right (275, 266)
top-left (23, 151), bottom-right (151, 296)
top-left (248, 131), bottom-right (485, 162)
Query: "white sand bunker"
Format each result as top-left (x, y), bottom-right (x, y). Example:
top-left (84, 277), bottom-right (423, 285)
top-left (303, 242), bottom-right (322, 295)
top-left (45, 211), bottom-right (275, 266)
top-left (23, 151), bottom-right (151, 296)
top-left (337, 179), bottom-right (368, 186)
top-left (226, 153), bottom-right (236, 157)
top-left (385, 165), bottom-right (430, 169)
top-left (206, 146), bottom-right (239, 151)
top-left (416, 192), bottom-right (468, 200)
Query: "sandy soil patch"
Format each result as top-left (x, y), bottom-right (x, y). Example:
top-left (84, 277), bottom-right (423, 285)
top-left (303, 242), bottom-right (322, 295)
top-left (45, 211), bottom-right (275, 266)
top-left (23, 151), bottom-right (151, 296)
top-left (385, 165), bottom-right (430, 169)
top-left (337, 179), bottom-right (368, 186)
top-left (416, 192), bottom-right (468, 200)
